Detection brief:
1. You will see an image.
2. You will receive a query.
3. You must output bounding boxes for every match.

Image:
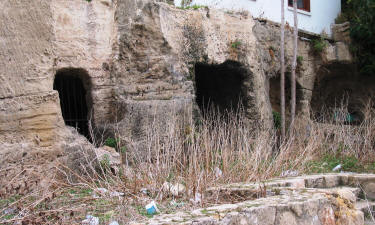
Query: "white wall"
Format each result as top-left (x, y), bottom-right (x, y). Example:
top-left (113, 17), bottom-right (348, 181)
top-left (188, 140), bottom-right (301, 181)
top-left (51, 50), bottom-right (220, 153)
top-left (175, 0), bottom-right (341, 36)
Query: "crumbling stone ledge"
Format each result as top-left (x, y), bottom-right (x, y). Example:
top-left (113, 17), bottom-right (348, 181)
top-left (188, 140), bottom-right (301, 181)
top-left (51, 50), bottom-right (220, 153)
top-left (133, 173), bottom-right (375, 225)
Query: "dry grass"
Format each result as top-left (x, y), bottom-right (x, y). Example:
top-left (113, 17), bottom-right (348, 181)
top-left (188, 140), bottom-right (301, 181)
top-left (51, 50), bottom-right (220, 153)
top-left (1, 104), bottom-right (375, 224)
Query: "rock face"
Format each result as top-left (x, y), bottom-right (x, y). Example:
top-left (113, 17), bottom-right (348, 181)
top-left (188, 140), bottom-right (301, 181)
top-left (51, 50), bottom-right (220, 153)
top-left (0, 0), bottom-right (356, 153)
top-left (0, 0), bottom-right (116, 148)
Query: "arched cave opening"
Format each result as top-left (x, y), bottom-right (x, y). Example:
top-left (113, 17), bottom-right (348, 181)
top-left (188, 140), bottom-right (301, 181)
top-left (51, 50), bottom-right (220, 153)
top-left (269, 74), bottom-right (302, 117)
top-left (311, 63), bottom-right (375, 124)
top-left (53, 68), bottom-right (92, 139)
top-left (194, 60), bottom-right (248, 117)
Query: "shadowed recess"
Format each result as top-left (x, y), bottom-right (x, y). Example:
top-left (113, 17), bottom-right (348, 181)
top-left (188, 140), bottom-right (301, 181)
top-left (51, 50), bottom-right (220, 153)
top-left (311, 63), bottom-right (375, 124)
top-left (269, 74), bottom-right (303, 116)
top-left (194, 60), bottom-right (248, 116)
top-left (53, 68), bottom-right (91, 139)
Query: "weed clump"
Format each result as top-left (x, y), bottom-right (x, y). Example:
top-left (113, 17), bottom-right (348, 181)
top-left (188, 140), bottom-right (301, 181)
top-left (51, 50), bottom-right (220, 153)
top-left (104, 137), bottom-right (118, 148)
top-left (178, 4), bottom-right (208, 10)
top-left (312, 37), bottom-right (327, 53)
top-left (230, 41), bottom-right (242, 49)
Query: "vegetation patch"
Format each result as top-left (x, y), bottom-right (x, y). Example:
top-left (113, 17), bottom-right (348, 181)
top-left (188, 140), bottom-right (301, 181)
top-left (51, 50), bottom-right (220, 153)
top-left (305, 152), bottom-right (375, 174)
top-left (178, 5), bottom-right (208, 10)
top-left (230, 41), bottom-right (242, 49)
top-left (341, 0), bottom-right (375, 76)
top-left (311, 37), bottom-right (327, 54)
top-left (104, 137), bottom-right (118, 148)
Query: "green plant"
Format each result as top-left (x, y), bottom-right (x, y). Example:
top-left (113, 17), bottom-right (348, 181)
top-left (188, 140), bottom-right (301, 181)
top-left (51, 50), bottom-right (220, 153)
top-left (272, 111), bottom-right (281, 129)
top-left (341, 156), bottom-right (359, 171)
top-left (231, 41), bottom-right (242, 49)
top-left (120, 146), bottom-right (127, 154)
top-left (311, 37), bottom-right (327, 53)
top-left (104, 137), bottom-right (118, 148)
top-left (306, 153), bottom-right (361, 173)
top-left (177, 4), bottom-right (207, 10)
top-left (342, 0), bottom-right (375, 76)
top-left (297, 56), bottom-right (303, 65)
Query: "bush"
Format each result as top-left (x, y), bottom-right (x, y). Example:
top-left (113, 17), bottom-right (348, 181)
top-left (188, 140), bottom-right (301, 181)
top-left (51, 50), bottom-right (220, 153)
top-left (311, 37), bottom-right (327, 53)
top-left (104, 137), bottom-right (118, 148)
top-left (272, 111), bottom-right (281, 129)
top-left (342, 0), bottom-right (375, 76)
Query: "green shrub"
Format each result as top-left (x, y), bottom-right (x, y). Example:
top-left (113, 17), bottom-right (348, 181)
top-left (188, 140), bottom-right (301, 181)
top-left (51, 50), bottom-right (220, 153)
top-left (342, 0), bottom-right (375, 76)
top-left (104, 137), bottom-right (118, 148)
top-left (230, 41), bottom-right (242, 49)
top-left (272, 111), bottom-right (281, 129)
top-left (311, 37), bottom-right (327, 53)
top-left (120, 146), bottom-right (127, 154)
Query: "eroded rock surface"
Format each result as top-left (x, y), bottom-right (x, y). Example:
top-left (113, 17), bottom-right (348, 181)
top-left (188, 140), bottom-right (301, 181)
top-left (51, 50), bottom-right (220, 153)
top-left (0, 0), bottom-right (355, 150)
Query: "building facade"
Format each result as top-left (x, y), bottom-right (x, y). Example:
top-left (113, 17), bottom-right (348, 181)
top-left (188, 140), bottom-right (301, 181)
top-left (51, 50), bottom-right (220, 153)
top-left (176, 0), bottom-right (341, 36)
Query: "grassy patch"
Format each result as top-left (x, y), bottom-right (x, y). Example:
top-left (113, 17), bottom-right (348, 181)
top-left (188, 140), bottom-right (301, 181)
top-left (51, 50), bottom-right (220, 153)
top-left (177, 5), bottom-right (208, 10)
top-left (0, 195), bottom-right (21, 208)
top-left (134, 204), bottom-right (155, 218)
top-left (305, 153), bottom-right (374, 173)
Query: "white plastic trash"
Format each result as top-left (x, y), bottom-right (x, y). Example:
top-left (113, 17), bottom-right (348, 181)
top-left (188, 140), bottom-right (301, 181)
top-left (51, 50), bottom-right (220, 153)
top-left (214, 167), bottom-right (223, 178)
top-left (82, 215), bottom-right (99, 225)
top-left (332, 164), bottom-right (342, 172)
top-left (189, 193), bottom-right (202, 205)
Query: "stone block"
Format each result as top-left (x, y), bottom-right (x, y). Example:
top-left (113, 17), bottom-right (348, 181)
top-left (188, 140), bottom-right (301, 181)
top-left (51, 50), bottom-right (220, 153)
top-left (363, 182), bottom-right (375, 201)
top-left (331, 22), bottom-right (351, 43)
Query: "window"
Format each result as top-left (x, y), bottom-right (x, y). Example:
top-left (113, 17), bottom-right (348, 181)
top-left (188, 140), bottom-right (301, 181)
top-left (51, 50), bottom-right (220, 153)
top-left (288, 0), bottom-right (310, 12)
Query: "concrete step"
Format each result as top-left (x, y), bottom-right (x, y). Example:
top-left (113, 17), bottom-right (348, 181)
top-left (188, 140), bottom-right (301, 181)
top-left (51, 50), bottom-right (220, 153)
top-left (355, 200), bottom-right (375, 219)
top-left (364, 220), bottom-right (375, 225)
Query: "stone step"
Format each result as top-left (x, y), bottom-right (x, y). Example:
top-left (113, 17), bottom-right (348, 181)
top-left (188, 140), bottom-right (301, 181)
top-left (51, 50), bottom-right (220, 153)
top-left (355, 200), bottom-right (375, 218)
top-left (135, 174), bottom-right (375, 224)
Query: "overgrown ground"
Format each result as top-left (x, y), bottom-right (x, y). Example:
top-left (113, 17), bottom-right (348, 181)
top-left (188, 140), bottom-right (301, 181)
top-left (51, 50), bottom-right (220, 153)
top-left (1, 105), bottom-right (375, 224)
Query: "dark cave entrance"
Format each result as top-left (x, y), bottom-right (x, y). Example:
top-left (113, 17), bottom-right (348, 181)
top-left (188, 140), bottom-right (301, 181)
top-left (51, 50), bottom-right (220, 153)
top-left (269, 75), bottom-right (302, 116)
top-left (194, 61), bottom-right (248, 117)
top-left (53, 68), bottom-right (92, 139)
top-left (311, 63), bottom-right (375, 124)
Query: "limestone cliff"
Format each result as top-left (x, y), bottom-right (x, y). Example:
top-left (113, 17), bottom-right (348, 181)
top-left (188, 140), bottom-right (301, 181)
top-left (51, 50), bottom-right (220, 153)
top-left (0, 0), bottom-right (354, 151)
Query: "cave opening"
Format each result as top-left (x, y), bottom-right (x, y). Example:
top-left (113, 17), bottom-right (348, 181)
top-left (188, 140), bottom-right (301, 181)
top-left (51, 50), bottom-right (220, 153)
top-left (269, 74), bottom-right (302, 116)
top-left (53, 68), bottom-right (92, 139)
top-left (194, 60), bottom-right (248, 117)
top-left (311, 63), bottom-right (375, 124)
